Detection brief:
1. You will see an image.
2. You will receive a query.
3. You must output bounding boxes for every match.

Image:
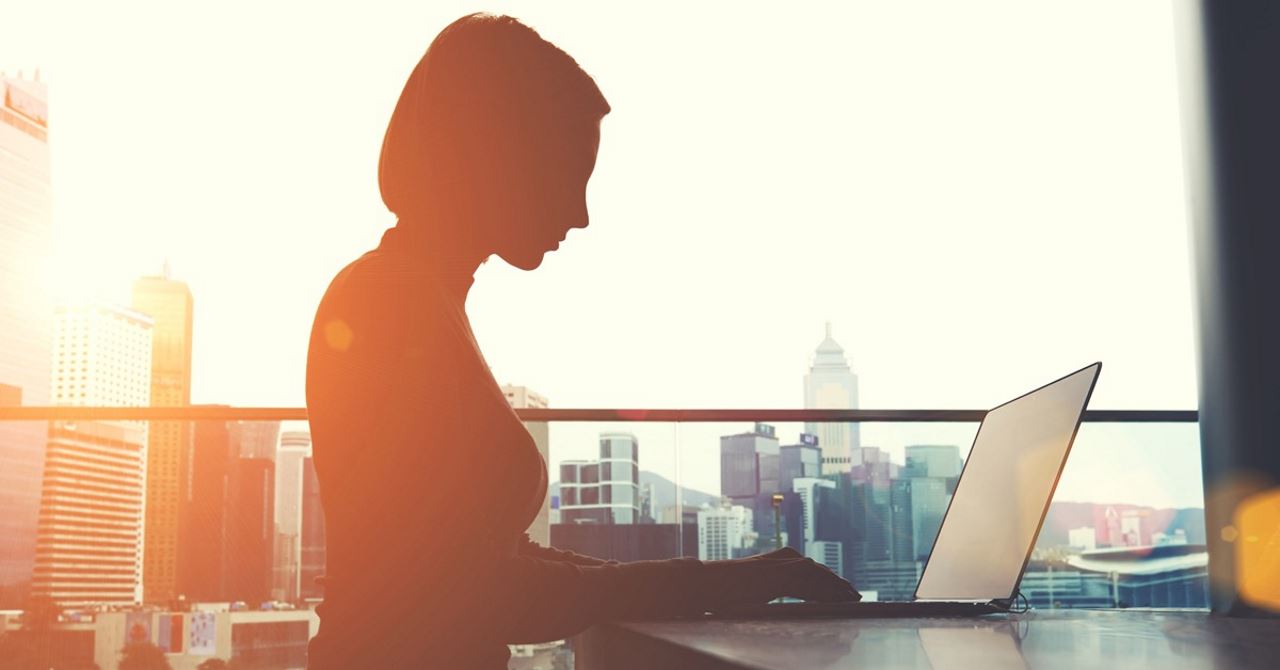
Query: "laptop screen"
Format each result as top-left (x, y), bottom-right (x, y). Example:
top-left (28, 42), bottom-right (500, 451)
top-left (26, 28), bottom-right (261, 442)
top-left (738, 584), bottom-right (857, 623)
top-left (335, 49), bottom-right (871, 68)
top-left (914, 363), bottom-right (1100, 601)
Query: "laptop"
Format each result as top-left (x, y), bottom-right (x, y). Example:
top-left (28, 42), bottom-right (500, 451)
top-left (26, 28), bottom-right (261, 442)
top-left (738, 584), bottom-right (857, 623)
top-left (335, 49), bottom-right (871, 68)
top-left (708, 362), bottom-right (1102, 619)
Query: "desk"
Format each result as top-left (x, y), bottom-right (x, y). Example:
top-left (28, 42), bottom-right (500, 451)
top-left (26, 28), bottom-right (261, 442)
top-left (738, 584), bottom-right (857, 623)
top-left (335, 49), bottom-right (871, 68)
top-left (576, 610), bottom-right (1277, 669)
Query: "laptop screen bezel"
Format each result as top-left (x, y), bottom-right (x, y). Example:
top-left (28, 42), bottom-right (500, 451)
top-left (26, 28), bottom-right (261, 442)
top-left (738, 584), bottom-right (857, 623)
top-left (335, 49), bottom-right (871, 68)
top-left (911, 362), bottom-right (1102, 603)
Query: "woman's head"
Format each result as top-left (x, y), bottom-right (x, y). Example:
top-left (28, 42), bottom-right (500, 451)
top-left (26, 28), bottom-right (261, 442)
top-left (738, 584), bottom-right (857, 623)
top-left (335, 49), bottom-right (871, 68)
top-left (379, 13), bottom-right (609, 270)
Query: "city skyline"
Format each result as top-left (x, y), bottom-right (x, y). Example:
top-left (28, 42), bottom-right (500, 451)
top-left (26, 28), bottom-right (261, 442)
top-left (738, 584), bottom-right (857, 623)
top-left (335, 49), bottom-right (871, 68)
top-left (20, 261), bottom-right (1208, 511)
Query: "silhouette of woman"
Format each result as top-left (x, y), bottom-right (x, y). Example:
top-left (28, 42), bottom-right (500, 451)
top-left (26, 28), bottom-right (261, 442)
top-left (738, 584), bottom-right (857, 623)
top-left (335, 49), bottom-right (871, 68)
top-left (305, 13), bottom-right (858, 668)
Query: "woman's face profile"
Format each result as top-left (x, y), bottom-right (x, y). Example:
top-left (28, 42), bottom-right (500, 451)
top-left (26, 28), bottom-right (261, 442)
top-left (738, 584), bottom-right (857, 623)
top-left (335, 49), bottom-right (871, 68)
top-left (491, 118), bottom-right (601, 271)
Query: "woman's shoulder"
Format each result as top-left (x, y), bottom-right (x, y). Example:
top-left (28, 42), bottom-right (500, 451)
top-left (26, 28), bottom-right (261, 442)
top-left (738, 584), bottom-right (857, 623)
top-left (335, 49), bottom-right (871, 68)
top-left (312, 250), bottom-right (466, 351)
top-left (319, 249), bottom-right (458, 314)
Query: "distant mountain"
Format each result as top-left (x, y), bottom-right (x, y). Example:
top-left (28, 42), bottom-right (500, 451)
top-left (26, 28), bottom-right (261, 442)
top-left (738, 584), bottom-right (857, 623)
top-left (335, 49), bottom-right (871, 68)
top-left (549, 470), bottom-right (719, 512)
top-left (638, 470), bottom-right (719, 510)
top-left (1037, 501), bottom-right (1206, 548)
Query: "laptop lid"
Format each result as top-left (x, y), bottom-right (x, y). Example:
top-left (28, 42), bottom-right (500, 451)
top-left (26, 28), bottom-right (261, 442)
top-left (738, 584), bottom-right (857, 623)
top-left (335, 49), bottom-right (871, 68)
top-left (913, 363), bottom-right (1101, 602)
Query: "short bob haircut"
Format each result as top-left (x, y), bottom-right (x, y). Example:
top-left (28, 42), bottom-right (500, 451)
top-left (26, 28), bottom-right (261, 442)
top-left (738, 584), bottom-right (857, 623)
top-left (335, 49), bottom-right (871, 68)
top-left (378, 13), bottom-right (611, 220)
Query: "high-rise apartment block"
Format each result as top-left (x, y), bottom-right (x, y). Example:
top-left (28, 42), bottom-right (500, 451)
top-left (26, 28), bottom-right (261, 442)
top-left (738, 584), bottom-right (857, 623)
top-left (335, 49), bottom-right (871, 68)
top-left (696, 500), bottom-right (755, 561)
top-left (501, 385), bottom-right (551, 545)
top-left (132, 271), bottom-right (194, 603)
top-left (0, 73), bottom-right (53, 598)
top-left (803, 323), bottom-right (860, 475)
top-left (559, 433), bottom-right (640, 525)
top-left (33, 304), bottom-right (153, 606)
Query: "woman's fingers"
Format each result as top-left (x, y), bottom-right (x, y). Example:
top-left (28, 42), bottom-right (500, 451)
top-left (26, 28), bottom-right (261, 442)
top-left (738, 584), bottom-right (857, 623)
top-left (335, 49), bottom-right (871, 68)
top-left (778, 557), bottom-right (861, 603)
top-left (742, 549), bottom-right (861, 602)
top-left (699, 553), bottom-right (861, 610)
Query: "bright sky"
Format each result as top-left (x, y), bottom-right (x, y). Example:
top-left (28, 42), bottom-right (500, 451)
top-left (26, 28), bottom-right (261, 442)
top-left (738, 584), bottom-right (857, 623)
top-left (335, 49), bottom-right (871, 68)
top-left (3, 1), bottom-right (1201, 506)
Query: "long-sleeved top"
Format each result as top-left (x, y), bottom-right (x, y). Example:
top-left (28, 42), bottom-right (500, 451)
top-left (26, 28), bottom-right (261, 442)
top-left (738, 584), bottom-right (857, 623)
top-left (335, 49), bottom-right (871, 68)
top-left (304, 226), bottom-right (709, 668)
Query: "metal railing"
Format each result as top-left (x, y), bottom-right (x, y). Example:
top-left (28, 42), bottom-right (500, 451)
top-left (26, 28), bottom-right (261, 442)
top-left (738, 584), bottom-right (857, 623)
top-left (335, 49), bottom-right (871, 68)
top-left (0, 406), bottom-right (1198, 423)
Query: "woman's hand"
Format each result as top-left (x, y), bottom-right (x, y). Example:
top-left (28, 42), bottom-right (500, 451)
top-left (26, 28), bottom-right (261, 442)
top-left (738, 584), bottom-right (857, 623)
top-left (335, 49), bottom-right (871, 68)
top-left (698, 547), bottom-right (861, 609)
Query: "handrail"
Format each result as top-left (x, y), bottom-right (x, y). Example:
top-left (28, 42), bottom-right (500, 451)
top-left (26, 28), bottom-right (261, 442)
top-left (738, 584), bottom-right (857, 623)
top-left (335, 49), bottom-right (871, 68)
top-left (0, 407), bottom-right (1198, 422)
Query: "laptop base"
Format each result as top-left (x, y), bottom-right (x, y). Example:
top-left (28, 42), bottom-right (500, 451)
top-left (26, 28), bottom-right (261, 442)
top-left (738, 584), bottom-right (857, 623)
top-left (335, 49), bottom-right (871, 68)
top-left (704, 601), bottom-right (1007, 620)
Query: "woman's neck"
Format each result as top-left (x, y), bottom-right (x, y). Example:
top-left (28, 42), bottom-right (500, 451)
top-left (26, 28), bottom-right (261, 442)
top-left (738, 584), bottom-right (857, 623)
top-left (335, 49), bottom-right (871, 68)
top-left (380, 218), bottom-right (488, 300)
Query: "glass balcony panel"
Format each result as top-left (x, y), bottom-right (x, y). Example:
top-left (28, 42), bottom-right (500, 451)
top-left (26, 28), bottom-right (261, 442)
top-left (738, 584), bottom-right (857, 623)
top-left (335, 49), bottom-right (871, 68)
top-left (0, 412), bottom-right (1203, 670)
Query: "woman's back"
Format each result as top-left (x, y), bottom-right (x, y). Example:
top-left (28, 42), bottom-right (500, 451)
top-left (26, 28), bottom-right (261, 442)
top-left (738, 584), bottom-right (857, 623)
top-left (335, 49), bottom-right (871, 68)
top-left (305, 229), bottom-right (545, 665)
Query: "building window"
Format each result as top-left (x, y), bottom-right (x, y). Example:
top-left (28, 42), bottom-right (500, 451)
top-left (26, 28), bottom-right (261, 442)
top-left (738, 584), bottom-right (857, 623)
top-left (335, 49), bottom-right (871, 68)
top-left (609, 484), bottom-right (635, 506)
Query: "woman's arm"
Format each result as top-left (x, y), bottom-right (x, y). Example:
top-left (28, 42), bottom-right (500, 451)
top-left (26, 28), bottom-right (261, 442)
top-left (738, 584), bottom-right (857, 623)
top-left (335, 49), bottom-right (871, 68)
top-left (516, 533), bottom-right (615, 567)
top-left (492, 554), bottom-right (704, 644)
top-left (492, 548), bottom-right (859, 645)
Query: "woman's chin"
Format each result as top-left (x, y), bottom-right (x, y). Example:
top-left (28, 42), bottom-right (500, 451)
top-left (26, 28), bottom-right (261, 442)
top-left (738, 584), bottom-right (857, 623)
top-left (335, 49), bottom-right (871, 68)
top-left (499, 248), bottom-right (550, 271)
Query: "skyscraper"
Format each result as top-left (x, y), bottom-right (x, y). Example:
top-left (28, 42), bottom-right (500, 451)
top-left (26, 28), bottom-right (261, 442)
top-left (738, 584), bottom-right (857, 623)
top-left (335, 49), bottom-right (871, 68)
top-left (902, 445), bottom-right (962, 479)
top-left (179, 414), bottom-right (235, 602)
top-left (719, 423), bottom-right (781, 501)
top-left (792, 477), bottom-right (837, 548)
top-left (0, 73), bottom-right (53, 599)
top-left (272, 430), bottom-right (311, 602)
top-left (33, 304), bottom-right (153, 606)
top-left (778, 434), bottom-right (822, 493)
top-left (176, 417), bottom-right (290, 604)
top-left (848, 450), bottom-right (899, 563)
top-left (226, 448), bottom-right (274, 605)
top-left (501, 384), bottom-right (551, 545)
top-left (720, 423), bottom-right (790, 548)
top-left (803, 323), bottom-right (860, 475)
top-left (901, 445), bottom-right (962, 561)
top-left (237, 420), bottom-right (281, 460)
top-left (133, 271), bottom-right (194, 603)
top-left (300, 454), bottom-right (326, 600)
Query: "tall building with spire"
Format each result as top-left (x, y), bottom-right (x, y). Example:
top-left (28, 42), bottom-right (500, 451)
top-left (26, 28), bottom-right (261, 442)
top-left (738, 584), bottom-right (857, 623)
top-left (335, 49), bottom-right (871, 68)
top-left (803, 323), bottom-right (860, 475)
top-left (0, 72), bottom-right (53, 600)
top-left (132, 269), bottom-right (194, 603)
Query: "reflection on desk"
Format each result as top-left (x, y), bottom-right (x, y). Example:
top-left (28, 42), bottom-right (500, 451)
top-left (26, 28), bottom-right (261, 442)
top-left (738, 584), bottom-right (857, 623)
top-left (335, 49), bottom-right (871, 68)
top-left (575, 610), bottom-right (1276, 669)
